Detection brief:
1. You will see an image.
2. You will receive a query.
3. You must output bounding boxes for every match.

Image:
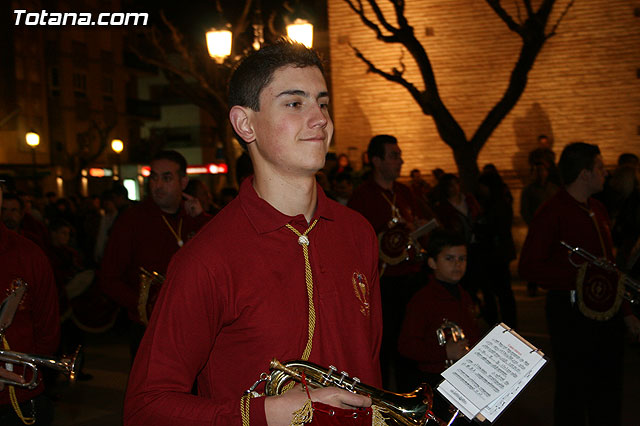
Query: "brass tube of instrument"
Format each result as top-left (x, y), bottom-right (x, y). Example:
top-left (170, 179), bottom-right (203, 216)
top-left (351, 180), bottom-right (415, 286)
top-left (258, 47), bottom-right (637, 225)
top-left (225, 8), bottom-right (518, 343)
top-left (0, 346), bottom-right (82, 389)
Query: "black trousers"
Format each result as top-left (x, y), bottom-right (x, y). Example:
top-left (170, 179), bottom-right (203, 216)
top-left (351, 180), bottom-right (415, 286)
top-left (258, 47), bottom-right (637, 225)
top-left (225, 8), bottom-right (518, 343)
top-left (546, 291), bottom-right (624, 426)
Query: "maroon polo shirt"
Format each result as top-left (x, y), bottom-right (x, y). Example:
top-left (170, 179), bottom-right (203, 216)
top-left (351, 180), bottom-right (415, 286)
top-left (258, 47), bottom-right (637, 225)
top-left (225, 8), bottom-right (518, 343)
top-left (124, 177), bottom-right (383, 426)
top-left (0, 223), bottom-right (60, 405)
top-left (98, 197), bottom-right (211, 322)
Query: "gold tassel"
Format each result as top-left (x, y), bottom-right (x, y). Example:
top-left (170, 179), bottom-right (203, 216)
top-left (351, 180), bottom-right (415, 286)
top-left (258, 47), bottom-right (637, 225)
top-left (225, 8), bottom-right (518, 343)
top-left (372, 405), bottom-right (390, 426)
top-left (290, 399), bottom-right (314, 426)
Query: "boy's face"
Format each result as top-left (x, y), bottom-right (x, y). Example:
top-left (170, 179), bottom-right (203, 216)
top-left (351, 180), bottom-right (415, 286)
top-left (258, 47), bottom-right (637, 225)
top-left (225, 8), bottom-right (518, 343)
top-left (428, 245), bottom-right (467, 284)
top-left (244, 65), bottom-right (333, 178)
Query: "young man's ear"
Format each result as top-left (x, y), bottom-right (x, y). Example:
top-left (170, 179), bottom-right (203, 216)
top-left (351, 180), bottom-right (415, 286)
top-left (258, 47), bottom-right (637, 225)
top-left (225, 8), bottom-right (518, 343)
top-left (229, 106), bottom-right (256, 145)
top-left (427, 257), bottom-right (437, 270)
top-left (180, 175), bottom-right (189, 191)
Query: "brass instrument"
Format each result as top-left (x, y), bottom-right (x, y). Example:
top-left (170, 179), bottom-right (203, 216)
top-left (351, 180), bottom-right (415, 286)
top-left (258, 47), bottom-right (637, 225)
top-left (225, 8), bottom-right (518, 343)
top-left (561, 241), bottom-right (640, 305)
top-left (138, 267), bottom-right (166, 325)
top-left (0, 346), bottom-right (82, 389)
top-left (436, 319), bottom-right (467, 367)
top-left (262, 358), bottom-right (446, 426)
top-left (378, 219), bottom-right (439, 267)
top-left (0, 279), bottom-right (82, 389)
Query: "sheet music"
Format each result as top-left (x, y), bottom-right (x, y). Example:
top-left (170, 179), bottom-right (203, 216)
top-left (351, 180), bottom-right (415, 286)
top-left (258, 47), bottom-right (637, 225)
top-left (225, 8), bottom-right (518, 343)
top-left (438, 323), bottom-right (547, 422)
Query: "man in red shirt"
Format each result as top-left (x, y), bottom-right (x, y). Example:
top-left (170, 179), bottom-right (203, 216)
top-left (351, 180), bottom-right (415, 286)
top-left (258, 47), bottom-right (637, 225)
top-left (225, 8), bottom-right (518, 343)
top-left (0, 183), bottom-right (60, 425)
top-left (348, 134), bottom-right (426, 391)
top-left (519, 142), bottom-right (640, 426)
top-left (124, 41), bottom-right (383, 426)
top-left (98, 150), bottom-right (211, 357)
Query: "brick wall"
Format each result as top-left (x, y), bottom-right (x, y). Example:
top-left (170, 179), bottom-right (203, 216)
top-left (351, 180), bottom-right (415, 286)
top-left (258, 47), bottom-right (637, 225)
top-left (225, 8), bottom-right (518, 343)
top-left (328, 0), bottom-right (640, 194)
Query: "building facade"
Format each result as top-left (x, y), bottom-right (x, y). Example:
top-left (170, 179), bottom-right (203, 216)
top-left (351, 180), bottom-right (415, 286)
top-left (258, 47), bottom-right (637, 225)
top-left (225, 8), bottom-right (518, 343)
top-left (328, 0), bottom-right (640, 191)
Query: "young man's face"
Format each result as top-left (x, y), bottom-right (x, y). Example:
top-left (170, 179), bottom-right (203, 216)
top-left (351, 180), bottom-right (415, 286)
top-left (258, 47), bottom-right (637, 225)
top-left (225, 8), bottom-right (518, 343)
top-left (428, 245), bottom-right (467, 284)
top-left (247, 65), bottom-right (333, 177)
top-left (149, 159), bottom-right (188, 213)
top-left (375, 143), bottom-right (403, 182)
top-left (585, 154), bottom-right (606, 195)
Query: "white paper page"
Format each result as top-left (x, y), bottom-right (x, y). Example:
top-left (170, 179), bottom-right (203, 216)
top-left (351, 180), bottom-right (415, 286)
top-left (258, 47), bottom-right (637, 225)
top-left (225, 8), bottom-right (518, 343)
top-left (480, 355), bottom-right (547, 422)
top-left (441, 324), bottom-right (545, 411)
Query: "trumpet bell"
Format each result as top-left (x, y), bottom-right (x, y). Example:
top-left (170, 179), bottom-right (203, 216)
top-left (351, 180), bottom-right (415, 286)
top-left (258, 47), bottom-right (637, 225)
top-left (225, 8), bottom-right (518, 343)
top-left (0, 345), bottom-right (83, 389)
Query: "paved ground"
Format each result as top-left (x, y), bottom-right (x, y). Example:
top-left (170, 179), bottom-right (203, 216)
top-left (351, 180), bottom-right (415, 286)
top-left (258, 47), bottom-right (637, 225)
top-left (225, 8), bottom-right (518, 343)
top-left (48, 280), bottom-right (640, 426)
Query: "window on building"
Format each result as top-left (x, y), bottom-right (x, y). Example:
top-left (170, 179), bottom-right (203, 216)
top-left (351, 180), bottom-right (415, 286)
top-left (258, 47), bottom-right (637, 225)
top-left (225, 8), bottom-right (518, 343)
top-left (72, 41), bottom-right (88, 68)
top-left (73, 73), bottom-right (87, 98)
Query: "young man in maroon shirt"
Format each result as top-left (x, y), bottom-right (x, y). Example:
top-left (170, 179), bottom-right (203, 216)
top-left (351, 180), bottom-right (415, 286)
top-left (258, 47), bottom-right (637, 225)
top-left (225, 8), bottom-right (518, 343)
top-left (519, 142), bottom-right (640, 426)
top-left (124, 41), bottom-right (383, 426)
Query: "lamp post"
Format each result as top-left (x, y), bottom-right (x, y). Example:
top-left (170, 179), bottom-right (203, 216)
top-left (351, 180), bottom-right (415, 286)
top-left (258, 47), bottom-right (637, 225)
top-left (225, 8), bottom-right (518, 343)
top-left (205, 13), bottom-right (314, 64)
top-left (111, 138), bottom-right (124, 180)
top-left (286, 19), bottom-right (313, 48)
top-left (25, 131), bottom-right (40, 194)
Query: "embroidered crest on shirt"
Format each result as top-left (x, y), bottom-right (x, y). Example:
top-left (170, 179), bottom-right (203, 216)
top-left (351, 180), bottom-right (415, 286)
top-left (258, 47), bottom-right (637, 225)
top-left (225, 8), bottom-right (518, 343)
top-left (352, 272), bottom-right (370, 317)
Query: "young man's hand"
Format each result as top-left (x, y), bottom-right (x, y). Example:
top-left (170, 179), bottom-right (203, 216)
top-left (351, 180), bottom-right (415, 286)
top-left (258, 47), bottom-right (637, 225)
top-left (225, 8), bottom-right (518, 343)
top-left (0, 367), bottom-right (26, 391)
top-left (265, 384), bottom-right (371, 426)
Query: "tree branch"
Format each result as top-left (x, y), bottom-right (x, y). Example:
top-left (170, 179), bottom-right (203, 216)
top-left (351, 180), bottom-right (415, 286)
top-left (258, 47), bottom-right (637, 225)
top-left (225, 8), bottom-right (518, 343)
top-left (485, 0), bottom-right (523, 35)
top-left (547, 0), bottom-right (575, 39)
top-left (343, 0), bottom-right (399, 42)
top-left (351, 45), bottom-right (428, 114)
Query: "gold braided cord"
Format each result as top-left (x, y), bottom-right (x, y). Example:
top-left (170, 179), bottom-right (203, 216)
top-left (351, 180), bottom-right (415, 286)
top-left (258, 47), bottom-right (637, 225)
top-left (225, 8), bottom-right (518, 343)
top-left (240, 394), bottom-right (251, 426)
top-left (2, 337), bottom-right (35, 425)
top-left (240, 219), bottom-right (319, 426)
top-left (285, 219), bottom-right (319, 361)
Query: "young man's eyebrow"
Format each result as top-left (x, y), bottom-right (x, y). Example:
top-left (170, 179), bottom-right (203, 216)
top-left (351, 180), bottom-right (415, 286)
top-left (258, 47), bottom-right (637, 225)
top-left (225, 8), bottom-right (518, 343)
top-left (276, 89), bottom-right (330, 99)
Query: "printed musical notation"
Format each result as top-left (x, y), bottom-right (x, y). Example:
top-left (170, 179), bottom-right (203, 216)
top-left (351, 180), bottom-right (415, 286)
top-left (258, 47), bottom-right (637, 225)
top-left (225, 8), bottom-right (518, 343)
top-left (437, 323), bottom-right (547, 423)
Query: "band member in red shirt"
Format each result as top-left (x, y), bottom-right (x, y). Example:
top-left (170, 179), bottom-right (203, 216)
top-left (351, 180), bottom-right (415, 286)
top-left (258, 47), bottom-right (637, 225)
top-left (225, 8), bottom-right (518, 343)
top-left (0, 183), bottom-right (60, 425)
top-left (124, 41), bottom-right (383, 426)
top-left (519, 142), bottom-right (640, 426)
top-left (98, 150), bottom-right (211, 357)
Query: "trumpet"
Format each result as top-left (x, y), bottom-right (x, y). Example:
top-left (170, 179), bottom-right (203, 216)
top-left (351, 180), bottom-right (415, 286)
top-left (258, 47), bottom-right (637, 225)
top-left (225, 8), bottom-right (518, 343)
top-left (262, 358), bottom-right (446, 426)
top-left (0, 346), bottom-right (82, 389)
top-left (560, 241), bottom-right (640, 304)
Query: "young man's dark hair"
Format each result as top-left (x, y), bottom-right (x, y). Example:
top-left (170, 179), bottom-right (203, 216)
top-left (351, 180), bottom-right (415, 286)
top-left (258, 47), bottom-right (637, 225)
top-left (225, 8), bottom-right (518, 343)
top-left (618, 153), bottom-right (639, 167)
top-left (557, 142), bottom-right (601, 186)
top-left (426, 228), bottom-right (467, 261)
top-left (228, 40), bottom-right (325, 112)
top-left (151, 150), bottom-right (187, 177)
top-left (366, 134), bottom-right (397, 164)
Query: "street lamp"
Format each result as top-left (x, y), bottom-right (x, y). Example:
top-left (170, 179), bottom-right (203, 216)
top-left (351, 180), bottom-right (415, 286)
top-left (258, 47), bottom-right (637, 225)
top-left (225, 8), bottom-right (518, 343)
top-left (206, 27), bottom-right (232, 63)
top-left (286, 19), bottom-right (313, 48)
top-left (111, 138), bottom-right (124, 180)
top-left (25, 131), bottom-right (40, 194)
top-left (205, 14), bottom-right (314, 63)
